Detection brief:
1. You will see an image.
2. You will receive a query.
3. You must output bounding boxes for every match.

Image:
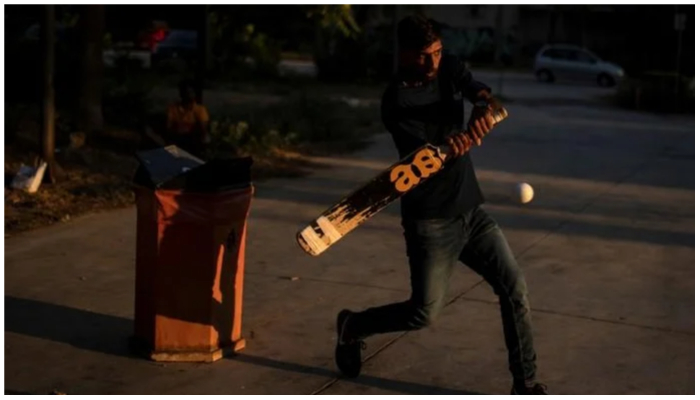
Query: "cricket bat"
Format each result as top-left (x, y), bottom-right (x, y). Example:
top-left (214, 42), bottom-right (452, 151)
top-left (296, 105), bottom-right (508, 256)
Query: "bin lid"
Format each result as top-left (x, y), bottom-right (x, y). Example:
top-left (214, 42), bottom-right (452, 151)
top-left (135, 146), bottom-right (205, 188)
top-left (134, 145), bottom-right (252, 192)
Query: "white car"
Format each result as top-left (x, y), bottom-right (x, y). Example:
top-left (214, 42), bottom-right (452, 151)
top-left (534, 44), bottom-right (625, 87)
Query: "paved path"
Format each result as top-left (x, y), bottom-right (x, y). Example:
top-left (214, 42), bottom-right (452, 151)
top-left (5, 82), bottom-right (694, 394)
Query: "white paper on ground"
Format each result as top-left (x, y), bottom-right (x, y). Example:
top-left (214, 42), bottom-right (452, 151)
top-left (11, 162), bottom-right (47, 193)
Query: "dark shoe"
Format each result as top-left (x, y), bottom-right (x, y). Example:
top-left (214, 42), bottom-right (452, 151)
top-left (335, 309), bottom-right (365, 378)
top-left (511, 382), bottom-right (548, 395)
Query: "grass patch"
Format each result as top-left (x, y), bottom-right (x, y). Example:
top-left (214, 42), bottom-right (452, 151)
top-left (5, 82), bottom-right (385, 235)
top-left (205, 92), bottom-right (382, 176)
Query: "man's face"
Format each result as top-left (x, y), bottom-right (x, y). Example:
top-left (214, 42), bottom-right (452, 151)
top-left (401, 39), bottom-right (443, 80)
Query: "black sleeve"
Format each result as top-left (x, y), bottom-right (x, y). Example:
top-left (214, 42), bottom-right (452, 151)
top-left (442, 55), bottom-right (492, 103)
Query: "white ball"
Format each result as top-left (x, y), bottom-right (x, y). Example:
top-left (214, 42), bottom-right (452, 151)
top-left (515, 183), bottom-right (534, 204)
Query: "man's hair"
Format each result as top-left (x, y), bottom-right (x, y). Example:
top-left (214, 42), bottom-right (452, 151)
top-left (398, 15), bottom-right (441, 51)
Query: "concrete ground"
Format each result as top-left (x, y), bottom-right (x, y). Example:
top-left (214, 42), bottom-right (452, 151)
top-left (4, 75), bottom-right (695, 395)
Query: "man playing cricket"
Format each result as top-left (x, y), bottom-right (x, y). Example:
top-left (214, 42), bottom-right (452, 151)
top-left (334, 15), bottom-right (547, 395)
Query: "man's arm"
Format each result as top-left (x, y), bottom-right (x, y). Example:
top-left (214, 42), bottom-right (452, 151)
top-left (450, 58), bottom-right (492, 103)
top-left (447, 58), bottom-right (498, 149)
top-left (382, 81), bottom-right (475, 158)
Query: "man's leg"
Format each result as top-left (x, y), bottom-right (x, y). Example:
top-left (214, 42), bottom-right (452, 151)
top-left (458, 206), bottom-right (544, 393)
top-left (336, 216), bottom-right (466, 377)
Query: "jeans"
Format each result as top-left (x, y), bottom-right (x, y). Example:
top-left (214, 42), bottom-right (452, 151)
top-left (350, 206), bottom-right (537, 383)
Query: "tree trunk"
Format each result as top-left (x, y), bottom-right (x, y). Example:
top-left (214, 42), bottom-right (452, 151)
top-left (392, 5), bottom-right (400, 74)
top-left (77, 5), bottom-right (105, 135)
top-left (195, 5), bottom-right (209, 103)
top-left (41, 4), bottom-right (63, 183)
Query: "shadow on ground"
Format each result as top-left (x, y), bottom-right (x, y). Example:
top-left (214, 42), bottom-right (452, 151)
top-left (231, 354), bottom-right (483, 395)
top-left (5, 296), bottom-right (134, 358)
top-left (4, 296), bottom-right (483, 395)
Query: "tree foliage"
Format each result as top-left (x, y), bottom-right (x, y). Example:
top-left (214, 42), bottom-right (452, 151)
top-left (306, 5), bottom-right (361, 38)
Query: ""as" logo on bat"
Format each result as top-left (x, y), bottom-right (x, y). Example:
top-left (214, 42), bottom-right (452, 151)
top-left (389, 147), bottom-right (444, 192)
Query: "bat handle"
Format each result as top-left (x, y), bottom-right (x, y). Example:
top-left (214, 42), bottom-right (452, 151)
top-left (492, 106), bottom-right (509, 124)
top-left (438, 105), bottom-right (508, 159)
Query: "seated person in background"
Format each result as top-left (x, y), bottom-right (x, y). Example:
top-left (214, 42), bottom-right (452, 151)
top-left (164, 79), bottom-right (210, 156)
